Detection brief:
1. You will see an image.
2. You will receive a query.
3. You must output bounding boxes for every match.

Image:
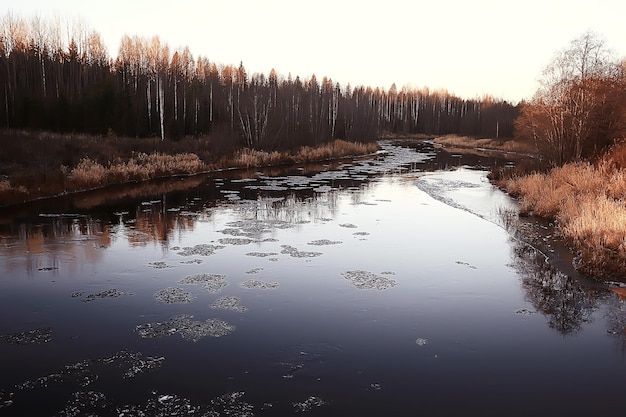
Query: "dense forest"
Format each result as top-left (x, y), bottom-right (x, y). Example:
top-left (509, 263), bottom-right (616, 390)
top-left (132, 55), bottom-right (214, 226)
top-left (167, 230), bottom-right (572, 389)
top-left (0, 14), bottom-right (517, 154)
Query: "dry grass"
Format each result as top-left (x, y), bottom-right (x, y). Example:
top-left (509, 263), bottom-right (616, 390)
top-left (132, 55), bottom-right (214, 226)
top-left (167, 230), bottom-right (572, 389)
top-left (0, 130), bottom-right (379, 205)
top-left (435, 134), bottom-right (535, 154)
top-left (65, 153), bottom-right (207, 190)
top-left (503, 143), bottom-right (626, 278)
top-left (233, 140), bottom-right (379, 168)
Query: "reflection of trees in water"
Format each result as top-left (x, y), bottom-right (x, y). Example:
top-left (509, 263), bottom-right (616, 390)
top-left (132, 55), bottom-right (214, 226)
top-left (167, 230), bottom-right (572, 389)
top-left (234, 190), bottom-right (340, 226)
top-left (512, 238), bottom-right (599, 335)
top-left (2, 217), bottom-right (109, 275)
top-left (504, 208), bottom-right (626, 348)
top-left (127, 203), bottom-right (199, 246)
top-left (605, 291), bottom-right (626, 352)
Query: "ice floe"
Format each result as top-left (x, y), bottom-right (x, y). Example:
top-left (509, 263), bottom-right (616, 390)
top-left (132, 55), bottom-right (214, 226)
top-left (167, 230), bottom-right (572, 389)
top-left (218, 237), bottom-right (254, 245)
top-left (83, 289), bottom-right (124, 302)
top-left (307, 239), bottom-right (342, 246)
top-left (136, 314), bottom-right (235, 341)
top-left (176, 244), bottom-right (225, 256)
top-left (341, 270), bottom-right (397, 290)
top-left (148, 261), bottom-right (172, 269)
top-left (245, 252), bottom-right (279, 258)
top-left (0, 327), bottom-right (52, 345)
top-left (153, 287), bottom-right (196, 304)
top-left (415, 338), bottom-right (428, 346)
top-left (210, 296), bottom-right (248, 312)
top-left (179, 273), bottom-right (229, 293)
top-left (280, 245), bottom-right (322, 258)
top-left (241, 279), bottom-right (279, 290)
top-left (293, 396), bottom-right (326, 413)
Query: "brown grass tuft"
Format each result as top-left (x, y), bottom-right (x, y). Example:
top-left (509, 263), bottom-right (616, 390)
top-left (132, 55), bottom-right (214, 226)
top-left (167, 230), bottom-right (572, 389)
top-left (66, 153), bottom-right (206, 190)
top-left (435, 134), bottom-right (535, 154)
top-left (503, 155), bottom-right (626, 278)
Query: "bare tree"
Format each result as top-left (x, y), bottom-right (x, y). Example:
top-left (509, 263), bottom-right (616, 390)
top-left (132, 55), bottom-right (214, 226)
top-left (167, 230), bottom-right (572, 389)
top-left (516, 32), bottom-right (619, 164)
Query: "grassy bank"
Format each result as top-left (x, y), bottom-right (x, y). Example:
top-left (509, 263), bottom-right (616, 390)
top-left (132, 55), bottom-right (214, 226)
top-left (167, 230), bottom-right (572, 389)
top-left (495, 142), bottom-right (626, 280)
top-left (0, 130), bottom-right (379, 206)
top-left (434, 134), bottom-right (535, 154)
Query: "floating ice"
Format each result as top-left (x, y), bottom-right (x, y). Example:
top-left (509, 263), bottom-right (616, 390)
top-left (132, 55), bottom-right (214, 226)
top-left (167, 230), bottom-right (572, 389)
top-left (0, 389), bottom-right (13, 408)
top-left (353, 231), bottom-right (370, 236)
top-left (179, 259), bottom-right (203, 264)
top-left (0, 327), bottom-right (52, 345)
top-left (281, 245), bottom-right (322, 258)
top-left (313, 185), bottom-right (332, 193)
top-left (246, 267), bottom-right (263, 274)
top-left (177, 244), bottom-right (225, 256)
top-left (370, 383), bottom-right (382, 391)
top-left (339, 223), bottom-right (358, 228)
top-left (148, 261), bottom-right (172, 269)
top-left (180, 273), bottom-right (229, 293)
top-left (209, 391), bottom-right (254, 417)
top-left (83, 289), bottom-right (124, 302)
top-left (136, 315), bottom-right (235, 341)
top-left (153, 287), bottom-right (196, 304)
top-left (307, 239), bottom-right (342, 246)
top-left (58, 391), bottom-right (107, 416)
top-left (218, 237), bottom-right (254, 245)
top-left (18, 350), bottom-right (164, 392)
top-left (210, 296), bottom-right (248, 312)
top-left (245, 252), bottom-right (279, 258)
top-left (241, 279), bottom-right (279, 290)
top-left (293, 396), bottom-right (326, 413)
top-left (341, 270), bottom-right (397, 290)
top-left (415, 338), bottom-right (428, 346)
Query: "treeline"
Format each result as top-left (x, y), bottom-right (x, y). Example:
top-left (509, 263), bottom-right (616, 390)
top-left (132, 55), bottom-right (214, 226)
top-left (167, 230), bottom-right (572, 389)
top-left (0, 14), bottom-right (517, 152)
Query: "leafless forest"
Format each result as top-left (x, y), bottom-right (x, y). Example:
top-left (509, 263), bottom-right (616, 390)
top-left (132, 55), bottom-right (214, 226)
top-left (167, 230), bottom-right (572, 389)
top-left (0, 14), bottom-right (517, 153)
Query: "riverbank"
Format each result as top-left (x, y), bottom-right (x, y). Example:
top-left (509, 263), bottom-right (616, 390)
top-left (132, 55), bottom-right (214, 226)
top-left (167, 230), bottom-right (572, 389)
top-left (492, 141), bottom-right (626, 281)
top-left (0, 130), bottom-right (379, 207)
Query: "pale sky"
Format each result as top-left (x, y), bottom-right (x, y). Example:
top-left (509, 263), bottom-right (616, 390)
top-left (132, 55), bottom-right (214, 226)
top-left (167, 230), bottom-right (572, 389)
top-left (3, 0), bottom-right (626, 102)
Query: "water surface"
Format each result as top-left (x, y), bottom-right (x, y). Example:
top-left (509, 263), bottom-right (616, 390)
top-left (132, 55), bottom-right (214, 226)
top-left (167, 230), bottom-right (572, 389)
top-left (1, 140), bottom-right (625, 416)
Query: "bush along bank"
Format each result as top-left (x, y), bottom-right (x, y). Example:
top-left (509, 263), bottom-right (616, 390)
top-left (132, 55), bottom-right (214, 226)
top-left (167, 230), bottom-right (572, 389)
top-left (494, 143), bottom-right (626, 280)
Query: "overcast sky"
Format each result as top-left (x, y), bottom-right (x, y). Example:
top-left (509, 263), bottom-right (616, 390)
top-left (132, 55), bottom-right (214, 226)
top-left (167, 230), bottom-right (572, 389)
top-left (4, 0), bottom-right (626, 102)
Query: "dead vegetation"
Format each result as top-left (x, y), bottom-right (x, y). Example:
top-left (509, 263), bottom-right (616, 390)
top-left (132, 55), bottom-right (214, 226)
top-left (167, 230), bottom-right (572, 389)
top-left (500, 141), bottom-right (626, 279)
top-left (0, 130), bottom-right (379, 206)
top-left (434, 134), bottom-right (536, 154)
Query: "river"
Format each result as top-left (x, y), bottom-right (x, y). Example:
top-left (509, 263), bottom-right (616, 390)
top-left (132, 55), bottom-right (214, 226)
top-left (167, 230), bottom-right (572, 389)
top-left (0, 139), bottom-right (625, 416)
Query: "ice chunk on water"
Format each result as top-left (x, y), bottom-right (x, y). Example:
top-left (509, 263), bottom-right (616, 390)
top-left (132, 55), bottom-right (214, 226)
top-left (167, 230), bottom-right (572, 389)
top-left (341, 270), bottom-right (397, 290)
top-left (153, 287), bottom-right (196, 304)
top-left (136, 315), bottom-right (235, 342)
top-left (177, 244), bottom-right (225, 256)
top-left (180, 273), bottom-right (229, 293)
top-left (0, 327), bottom-right (52, 345)
top-left (241, 279), bottom-right (279, 290)
top-left (307, 239), bottom-right (342, 246)
top-left (210, 296), bottom-right (248, 312)
top-left (415, 338), bottom-right (428, 346)
top-left (280, 245), bottom-right (322, 258)
top-left (293, 396), bottom-right (326, 413)
top-left (83, 289), bottom-right (124, 302)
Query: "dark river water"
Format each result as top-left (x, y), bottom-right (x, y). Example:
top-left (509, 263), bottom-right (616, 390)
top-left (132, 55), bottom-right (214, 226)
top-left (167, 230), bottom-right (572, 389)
top-left (1, 140), bottom-right (625, 416)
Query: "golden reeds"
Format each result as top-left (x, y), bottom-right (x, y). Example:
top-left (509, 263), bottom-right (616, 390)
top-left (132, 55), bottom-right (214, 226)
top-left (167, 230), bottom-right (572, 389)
top-left (435, 134), bottom-right (535, 153)
top-left (504, 147), bottom-right (626, 278)
top-left (66, 152), bottom-right (206, 190)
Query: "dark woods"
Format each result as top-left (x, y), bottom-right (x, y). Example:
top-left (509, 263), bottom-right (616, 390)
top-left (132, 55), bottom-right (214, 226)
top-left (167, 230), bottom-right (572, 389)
top-left (0, 14), bottom-right (517, 154)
